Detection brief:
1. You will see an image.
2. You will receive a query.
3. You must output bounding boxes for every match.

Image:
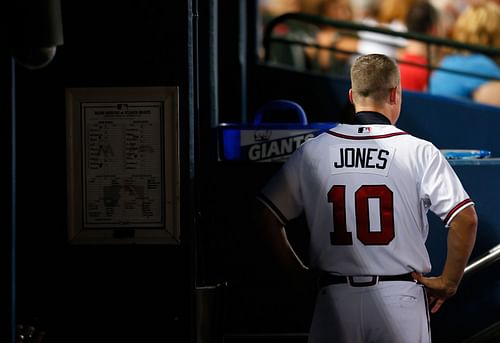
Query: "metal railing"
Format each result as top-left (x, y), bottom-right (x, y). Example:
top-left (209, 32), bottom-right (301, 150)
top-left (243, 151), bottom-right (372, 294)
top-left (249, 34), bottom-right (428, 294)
top-left (262, 12), bottom-right (500, 81)
top-left (464, 243), bottom-right (500, 276)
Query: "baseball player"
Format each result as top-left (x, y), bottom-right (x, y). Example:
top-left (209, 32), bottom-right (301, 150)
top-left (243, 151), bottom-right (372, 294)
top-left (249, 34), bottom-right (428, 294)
top-left (255, 54), bottom-right (478, 342)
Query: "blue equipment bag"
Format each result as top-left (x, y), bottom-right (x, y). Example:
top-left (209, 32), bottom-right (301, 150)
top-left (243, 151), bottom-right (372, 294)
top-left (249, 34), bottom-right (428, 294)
top-left (218, 100), bottom-right (337, 162)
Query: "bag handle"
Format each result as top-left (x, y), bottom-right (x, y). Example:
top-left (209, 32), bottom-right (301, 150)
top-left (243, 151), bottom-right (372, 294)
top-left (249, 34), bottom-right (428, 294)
top-left (253, 99), bottom-right (308, 125)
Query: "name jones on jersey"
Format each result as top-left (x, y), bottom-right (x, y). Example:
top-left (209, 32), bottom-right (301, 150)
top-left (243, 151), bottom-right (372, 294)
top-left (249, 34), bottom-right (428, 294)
top-left (330, 145), bottom-right (395, 176)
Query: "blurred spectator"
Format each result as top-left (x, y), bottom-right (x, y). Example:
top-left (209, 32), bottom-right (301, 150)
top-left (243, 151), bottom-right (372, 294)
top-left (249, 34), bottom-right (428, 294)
top-left (307, 0), bottom-right (356, 76)
top-left (429, 0), bottom-right (469, 38)
top-left (259, 0), bottom-right (303, 20)
top-left (399, 0), bottom-right (439, 91)
top-left (350, 0), bottom-right (380, 21)
top-left (259, 0), bottom-right (318, 69)
top-left (429, 1), bottom-right (500, 106)
top-left (429, 1), bottom-right (500, 38)
top-left (355, 0), bottom-right (416, 58)
top-left (313, 0), bottom-right (417, 73)
top-left (473, 80), bottom-right (500, 106)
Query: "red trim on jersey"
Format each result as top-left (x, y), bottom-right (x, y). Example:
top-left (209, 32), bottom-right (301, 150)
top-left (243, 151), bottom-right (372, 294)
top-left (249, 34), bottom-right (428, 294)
top-left (327, 131), bottom-right (408, 140)
top-left (443, 198), bottom-right (474, 224)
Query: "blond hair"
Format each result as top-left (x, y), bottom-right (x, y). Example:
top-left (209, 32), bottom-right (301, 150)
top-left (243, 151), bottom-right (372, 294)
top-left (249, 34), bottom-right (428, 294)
top-left (350, 54), bottom-right (400, 103)
top-left (452, 2), bottom-right (500, 49)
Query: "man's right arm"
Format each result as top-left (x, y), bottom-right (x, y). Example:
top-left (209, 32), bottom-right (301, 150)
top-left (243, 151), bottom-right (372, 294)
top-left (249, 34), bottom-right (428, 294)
top-left (254, 200), bottom-right (315, 286)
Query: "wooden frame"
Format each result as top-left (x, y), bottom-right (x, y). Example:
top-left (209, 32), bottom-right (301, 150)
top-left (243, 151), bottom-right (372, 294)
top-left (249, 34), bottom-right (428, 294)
top-left (65, 86), bottom-right (180, 244)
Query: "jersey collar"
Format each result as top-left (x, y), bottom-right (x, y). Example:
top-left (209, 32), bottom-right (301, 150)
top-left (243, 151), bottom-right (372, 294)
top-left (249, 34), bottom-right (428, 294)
top-left (353, 111), bottom-right (391, 125)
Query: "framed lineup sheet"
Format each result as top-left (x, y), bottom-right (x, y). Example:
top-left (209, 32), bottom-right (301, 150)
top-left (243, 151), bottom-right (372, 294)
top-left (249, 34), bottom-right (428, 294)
top-left (65, 87), bottom-right (180, 244)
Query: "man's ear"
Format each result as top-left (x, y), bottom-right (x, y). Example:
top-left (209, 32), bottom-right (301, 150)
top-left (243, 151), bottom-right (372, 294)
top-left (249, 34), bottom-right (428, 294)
top-left (348, 89), bottom-right (354, 104)
top-left (389, 87), bottom-right (398, 104)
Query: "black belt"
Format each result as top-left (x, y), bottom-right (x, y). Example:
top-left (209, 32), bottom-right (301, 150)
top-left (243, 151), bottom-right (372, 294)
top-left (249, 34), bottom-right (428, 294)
top-left (318, 272), bottom-right (415, 288)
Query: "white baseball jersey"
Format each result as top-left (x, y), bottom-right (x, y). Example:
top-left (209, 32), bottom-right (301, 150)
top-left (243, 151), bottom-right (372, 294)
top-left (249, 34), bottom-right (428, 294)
top-left (258, 123), bottom-right (474, 276)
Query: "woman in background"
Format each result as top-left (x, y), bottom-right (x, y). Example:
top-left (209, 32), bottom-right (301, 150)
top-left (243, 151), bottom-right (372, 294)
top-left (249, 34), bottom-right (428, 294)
top-left (429, 1), bottom-right (500, 106)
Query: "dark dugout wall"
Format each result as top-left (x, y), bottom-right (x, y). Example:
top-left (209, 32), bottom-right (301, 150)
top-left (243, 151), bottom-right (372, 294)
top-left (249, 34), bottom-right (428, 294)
top-left (9, 1), bottom-right (197, 342)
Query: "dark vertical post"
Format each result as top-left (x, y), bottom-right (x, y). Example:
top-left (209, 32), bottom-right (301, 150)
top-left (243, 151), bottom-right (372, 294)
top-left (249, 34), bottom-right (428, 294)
top-left (208, 0), bottom-right (219, 128)
top-left (245, 0), bottom-right (258, 121)
top-left (0, 53), bottom-right (16, 343)
top-left (188, 0), bottom-right (199, 341)
top-left (238, 0), bottom-right (247, 123)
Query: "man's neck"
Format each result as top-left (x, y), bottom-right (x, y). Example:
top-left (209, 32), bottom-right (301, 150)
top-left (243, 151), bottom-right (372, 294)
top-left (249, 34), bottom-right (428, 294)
top-left (355, 105), bottom-right (389, 116)
top-left (353, 111), bottom-right (391, 125)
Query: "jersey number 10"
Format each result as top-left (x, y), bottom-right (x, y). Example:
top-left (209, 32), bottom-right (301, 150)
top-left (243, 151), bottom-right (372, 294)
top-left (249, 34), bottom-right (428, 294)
top-left (328, 184), bottom-right (395, 245)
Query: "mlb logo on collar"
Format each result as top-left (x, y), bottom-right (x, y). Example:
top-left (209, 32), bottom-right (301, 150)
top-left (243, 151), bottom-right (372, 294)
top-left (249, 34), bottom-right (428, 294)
top-left (358, 127), bottom-right (371, 134)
